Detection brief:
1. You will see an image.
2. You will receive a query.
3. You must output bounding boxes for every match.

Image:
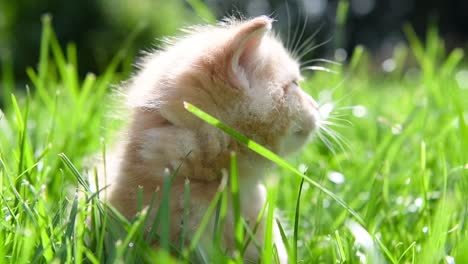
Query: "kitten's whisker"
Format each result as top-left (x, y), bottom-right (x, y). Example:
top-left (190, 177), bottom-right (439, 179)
top-left (294, 23), bottom-right (325, 59)
top-left (302, 66), bottom-right (338, 74)
top-left (297, 36), bottom-right (333, 60)
top-left (268, 11), bottom-right (278, 23)
top-left (291, 10), bottom-right (308, 55)
top-left (325, 111), bottom-right (349, 117)
top-left (320, 120), bottom-right (351, 128)
top-left (317, 130), bottom-right (337, 155)
top-left (319, 126), bottom-right (351, 153)
top-left (325, 126), bottom-right (351, 149)
top-left (301, 58), bottom-right (341, 68)
top-left (325, 117), bottom-right (354, 126)
top-left (285, 1), bottom-right (292, 50)
top-left (326, 114), bottom-right (349, 119)
top-left (290, 9), bottom-right (302, 57)
top-left (335, 106), bottom-right (359, 110)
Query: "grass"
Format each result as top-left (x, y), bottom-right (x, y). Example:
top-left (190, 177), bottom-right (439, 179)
top-left (1, 13), bottom-right (468, 264)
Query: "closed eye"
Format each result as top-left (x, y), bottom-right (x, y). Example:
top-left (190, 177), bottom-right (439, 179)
top-left (283, 79), bottom-right (299, 94)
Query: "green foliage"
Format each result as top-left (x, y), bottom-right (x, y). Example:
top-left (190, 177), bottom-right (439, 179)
top-left (0, 15), bottom-right (467, 264)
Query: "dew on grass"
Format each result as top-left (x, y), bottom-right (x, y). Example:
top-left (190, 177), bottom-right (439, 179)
top-left (37, 160), bottom-right (44, 171)
top-left (422, 226), bottom-right (428, 234)
top-left (302, 181), bottom-right (310, 191)
top-left (335, 48), bottom-right (347, 62)
top-left (405, 177), bottom-right (411, 185)
top-left (352, 105), bottom-right (368, 118)
top-left (408, 197), bottom-right (424, 213)
top-left (298, 163), bottom-right (308, 174)
top-left (416, 244), bottom-right (422, 252)
top-left (396, 196), bottom-right (404, 205)
top-left (455, 69), bottom-right (468, 90)
top-left (391, 123), bottom-right (402, 135)
top-left (327, 170), bottom-right (345, 184)
top-left (3, 207), bottom-right (12, 222)
top-left (4, 215), bottom-right (11, 222)
top-left (382, 58), bottom-right (396, 72)
top-left (23, 228), bottom-right (32, 236)
top-left (445, 255), bottom-right (455, 264)
top-left (428, 191), bottom-right (441, 200)
top-left (414, 197), bottom-right (424, 208)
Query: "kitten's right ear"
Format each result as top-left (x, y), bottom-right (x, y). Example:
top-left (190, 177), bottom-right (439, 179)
top-left (226, 16), bottom-right (272, 89)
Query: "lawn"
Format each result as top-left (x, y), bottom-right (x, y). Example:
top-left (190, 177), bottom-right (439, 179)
top-left (0, 16), bottom-right (467, 264)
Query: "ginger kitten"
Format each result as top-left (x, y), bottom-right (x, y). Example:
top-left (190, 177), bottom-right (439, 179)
top-left (100, 15), bottom-right (321, 263)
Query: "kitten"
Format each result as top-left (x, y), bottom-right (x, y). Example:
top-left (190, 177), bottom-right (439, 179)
top-left (100, 15), bottom-right (321, 263)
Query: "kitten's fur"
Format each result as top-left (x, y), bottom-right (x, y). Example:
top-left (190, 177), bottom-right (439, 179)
top-left (100, 16), bottom-right (320, 263)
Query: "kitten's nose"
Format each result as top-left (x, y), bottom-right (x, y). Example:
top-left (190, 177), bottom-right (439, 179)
top-left (298, 89), bottom-right (321, 132)
top-left (304, 91), bottom-right (319, 110)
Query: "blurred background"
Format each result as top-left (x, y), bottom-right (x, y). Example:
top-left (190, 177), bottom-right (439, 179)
top-left (1, 0), bottom-right (467, 84)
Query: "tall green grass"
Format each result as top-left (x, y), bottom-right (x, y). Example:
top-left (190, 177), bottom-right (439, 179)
top-left (0, 14), bottom-right (467, 264)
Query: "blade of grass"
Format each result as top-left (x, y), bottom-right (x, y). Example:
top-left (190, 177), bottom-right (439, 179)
top-left (262, 184), bottom-right (277, 264)
top-left (184, 173), bottom-right (228, 259)
top-left (179, 178), bottom-right (191, 254)
top-left (241, 197), bottom-right (268, 255)
top-left (292, 178), bottom-right (305, 263)
top-left (185, 0), bottom-right (216, 23)
top-left (334, 230), bottom-right (347, 263)
top-left (1, 51), bottom-right (14, 107)
top-left (230, 151), bottom-right (244, 260)
top-left (59, 153), bottom-right (91, 193)
top-left (275, 219), bottom-right (291, 258)
top-left (159, 169), bottom-right (172, 252)
top-left (184, 102), bottom-right (365, 225)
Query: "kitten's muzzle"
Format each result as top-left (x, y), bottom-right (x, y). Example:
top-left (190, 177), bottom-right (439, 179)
top-left (299, 90), bottom-right (321, 133)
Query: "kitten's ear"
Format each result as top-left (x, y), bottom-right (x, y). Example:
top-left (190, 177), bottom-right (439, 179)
top-left (228, 16), bottom-right (272, 88)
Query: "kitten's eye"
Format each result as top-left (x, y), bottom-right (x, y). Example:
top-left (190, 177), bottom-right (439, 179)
top-left (283, 80), bottom-right (300, 94)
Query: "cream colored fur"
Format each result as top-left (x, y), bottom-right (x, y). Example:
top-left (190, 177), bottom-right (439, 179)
top-left (99, 16), bottom-right (321, 263)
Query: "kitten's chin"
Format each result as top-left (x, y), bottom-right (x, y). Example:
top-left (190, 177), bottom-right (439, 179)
top-left (277, 131), bottom-right (314, 156)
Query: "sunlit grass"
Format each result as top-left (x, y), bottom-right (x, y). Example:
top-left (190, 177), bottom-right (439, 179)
top-left (0, 15), bottom-right (467, 264)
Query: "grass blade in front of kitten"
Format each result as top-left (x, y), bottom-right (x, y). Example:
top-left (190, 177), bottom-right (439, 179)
top-left (292, 178), bottom-right (305, 263)
top-left (181, 173), bottom-right (228, 259)
top-left (179, 178), bottom-right (191, 254)
top-left (262, 183), bottom-right (278, 264)
top-left (159, 169), bottom-right (173, 252)
top-left (184, 101), bottom-right (365, 225)
top-left (230, 151), bottom-right (244, 261)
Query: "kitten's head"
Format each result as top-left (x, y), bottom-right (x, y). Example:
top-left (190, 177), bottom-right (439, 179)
top-left (129, 16), bottom-right (321, 157)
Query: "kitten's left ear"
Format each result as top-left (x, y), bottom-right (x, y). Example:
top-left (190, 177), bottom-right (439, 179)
top-left (227, 16), bottom-right (272, 89)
